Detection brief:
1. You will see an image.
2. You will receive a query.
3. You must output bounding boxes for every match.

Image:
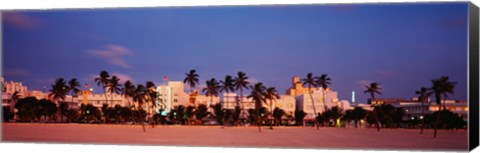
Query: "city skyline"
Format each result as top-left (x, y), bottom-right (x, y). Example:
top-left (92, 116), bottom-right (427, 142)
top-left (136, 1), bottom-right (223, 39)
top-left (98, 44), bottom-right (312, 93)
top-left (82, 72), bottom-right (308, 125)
top-left (2, 2), bottom-right (468, 103)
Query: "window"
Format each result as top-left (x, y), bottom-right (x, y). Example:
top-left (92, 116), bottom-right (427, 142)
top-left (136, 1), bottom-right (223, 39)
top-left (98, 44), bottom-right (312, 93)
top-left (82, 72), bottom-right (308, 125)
top-left (174, 99), bottom-right (178, 103)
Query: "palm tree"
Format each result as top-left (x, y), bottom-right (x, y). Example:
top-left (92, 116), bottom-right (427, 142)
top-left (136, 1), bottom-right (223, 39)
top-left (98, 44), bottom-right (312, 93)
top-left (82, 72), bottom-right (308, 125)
top-left (364, 82), bottom-right (382, 132)
top-left (145, 81), bottom-right (157, 127)
top-left (133, 84), bottom-right (147, 132)
top-left (122, 80), bottom-right (135, 108)
top-left (301, 73), bottom-right (319, 129)
top-left (431, 76), bottom-right (456, 138)
top-left (316, 74), bottom-right (331, 112)
top-left (184, 69), bottom-right (199, 106)
top-left (233, 71), bottom-right (250, 108)
top-left (415, 87), bottom-right (432, 134)
top-left (202, 78), bottom-right (220, 109)
top-left (220, 75), bottom-right (234, 110)
top-left (248, 82), bottom-right (266, 132)
top-left (122, 80), bottom-right (136, 122)
top-left (49, 78), bottom-right (68, 103)
top-left (107, 75), bottom-right (122, 106)
top-left (67, 78), bottom-right (81, 105)
top-left (264, 87), bottom-right (280, 129)
top-left (94, 71), bottom-right (110, 107)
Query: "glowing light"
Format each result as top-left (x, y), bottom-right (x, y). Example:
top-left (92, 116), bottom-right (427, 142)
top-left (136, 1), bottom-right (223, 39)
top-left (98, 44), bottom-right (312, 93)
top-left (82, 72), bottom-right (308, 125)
top-left (352, 91), bottom-right (355, 103)
top-left (89, 88), bottom-right (93, 92)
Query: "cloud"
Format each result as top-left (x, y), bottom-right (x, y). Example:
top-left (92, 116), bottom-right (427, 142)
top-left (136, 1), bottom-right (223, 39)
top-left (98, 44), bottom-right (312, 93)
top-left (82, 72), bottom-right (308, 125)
top-left (111, 72), bottom-right (135, 84)
top-left (86, 72), bottom-right (134, 85)
top-left (3, 12), bottom-right (42, 30)
top-left (34, 78), bottom-right (56, 86)
top-left (4, 68), bottom-right (30, 77)
top-left (247, 77), bottom-right (260, 85)
top-left (86, 44), bottom-right (133, 69)
top-left (356, 80), bottom-right (372, 87)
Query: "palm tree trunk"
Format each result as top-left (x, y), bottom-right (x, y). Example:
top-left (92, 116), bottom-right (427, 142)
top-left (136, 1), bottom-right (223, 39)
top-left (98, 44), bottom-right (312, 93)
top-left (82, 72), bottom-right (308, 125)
top-left (226, 92), bottom-right (229, 110)
top-left (257, 109), bottom-right (261, 133)
top-left (136, 105), bottom-right (146, 132)
top-left (420, 100), bottom-right (425, 134)
top-left (371, 95), bottom-right (381, 132)
top-left (103, 87), bottom-right (108, 124)
top-left (240, 88), bottom-right (243, 110)
top-left (269, 100), bottom-right (273, 130)
top-left (322, 89), bottom-right (328, 113)
top-left (307, 87), bottom-right (319, 130)
top-left (433, 106), bottom-right (441, 138)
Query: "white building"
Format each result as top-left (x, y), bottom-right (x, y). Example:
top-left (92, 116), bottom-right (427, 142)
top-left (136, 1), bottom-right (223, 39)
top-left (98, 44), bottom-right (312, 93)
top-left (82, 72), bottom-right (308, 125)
top-left (155, 81), bottom-right (189, 114)
top-left (295, 89), bottom-right (347, 119)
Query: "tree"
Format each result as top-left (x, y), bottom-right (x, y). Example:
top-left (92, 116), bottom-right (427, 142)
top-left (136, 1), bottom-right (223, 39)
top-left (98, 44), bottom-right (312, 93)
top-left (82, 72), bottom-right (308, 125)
top-left (264, 87), bottom-right (280, 129)
top-left (49, 78), bottom-right (68, 103)
top-left (375, 104), bottom-right (404, 128)
top-left (15, 97), bottom-right (37, 122)
top-left (67, 78), bottom-right (81, 103)
top-left (352, 107), bottom-right (367, 128)
top-left (66, 109), bottom-right (79, 123)
top-left (321, 106), bottom-right (343, 127)
top-left (195, 104), bottom-right (209, 124)
top-left (59, 102), bottom-right (69, 123)
top-left (122, 80), bottom-right (136, 121)
top-left (3, 106), bottom-right (14, 122)
top-left (38, 99), bottom-right (57, 123)
top-left (233, 71), bottom-right (250, 109)
top-left (202, 78), bottom-right (220, 110)
top-left (224, 109), bottom-right (234, 126)
top-left (233, 106), bottom-right (242, 126)
top-left (185, 106), bottom-right (195, 125)
top-left (184, 69), bottom-right (199, 106)
top-left (364, 82), bottom-right (382, 132)
top-left (83, 104), bottom-right (102, 123)
top-left (145, 81), bottom-right (157, 127)
top-left (101, 104), bottom-right (109, 123)
top-left (175, 105), bottom-right (186, 125)
top-left (301, 73), bottom-right (319, 129)
top-left (248, 82), bottom-right (266, 132)
top-left (316, 74), bottom-right (331, 112)
top-left (212, 103), bottom-right (224, 126)
top-left (273, 107), bottom-right (285, 126)
top-left (133, 84), bottom-right (147, 132)
top-left (220, 75), bottom-right (235, 110)
top-left (431, 76), bottom-right (456, 138)
top-left (415, 87), bottom-right (432, 134)
top-left (108, 75), bottom-right (122, 106)
top-left (94, 70), bottom-right (110, 107)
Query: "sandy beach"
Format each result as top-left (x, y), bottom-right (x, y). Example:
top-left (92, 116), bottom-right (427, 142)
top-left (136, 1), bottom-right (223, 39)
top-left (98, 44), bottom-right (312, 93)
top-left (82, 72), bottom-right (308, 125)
top-left (1, 123), bottom-right (468, 151)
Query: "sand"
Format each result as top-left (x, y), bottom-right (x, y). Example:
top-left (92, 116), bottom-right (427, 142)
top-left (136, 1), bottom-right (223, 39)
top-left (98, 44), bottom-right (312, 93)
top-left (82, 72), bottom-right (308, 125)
top-left (1, 123), bottom-right (468, 151)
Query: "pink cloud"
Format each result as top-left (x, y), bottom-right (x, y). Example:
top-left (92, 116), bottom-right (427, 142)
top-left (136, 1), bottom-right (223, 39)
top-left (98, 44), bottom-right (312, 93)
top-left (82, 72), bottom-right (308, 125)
top-left (3, 12), bottom-right (42, 30)
top-left (86, 44), bottom-right (133, 69)
top-left (356, 80), bottom-right (372, 87)
top-left (111, 72), bottom-right (135, 84)
top-left (4, 68), bottom-right (30, 77)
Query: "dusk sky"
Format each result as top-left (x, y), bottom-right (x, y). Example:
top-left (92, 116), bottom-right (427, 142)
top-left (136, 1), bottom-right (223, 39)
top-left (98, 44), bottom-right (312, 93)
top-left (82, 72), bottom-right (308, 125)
top-left (2, 2), bottom-right (468, 103)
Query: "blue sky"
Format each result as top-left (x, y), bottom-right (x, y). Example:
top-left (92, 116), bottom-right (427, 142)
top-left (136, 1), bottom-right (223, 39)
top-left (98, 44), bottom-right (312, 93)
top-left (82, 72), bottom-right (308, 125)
top-left (2, 2), bottom-right (469, 103)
